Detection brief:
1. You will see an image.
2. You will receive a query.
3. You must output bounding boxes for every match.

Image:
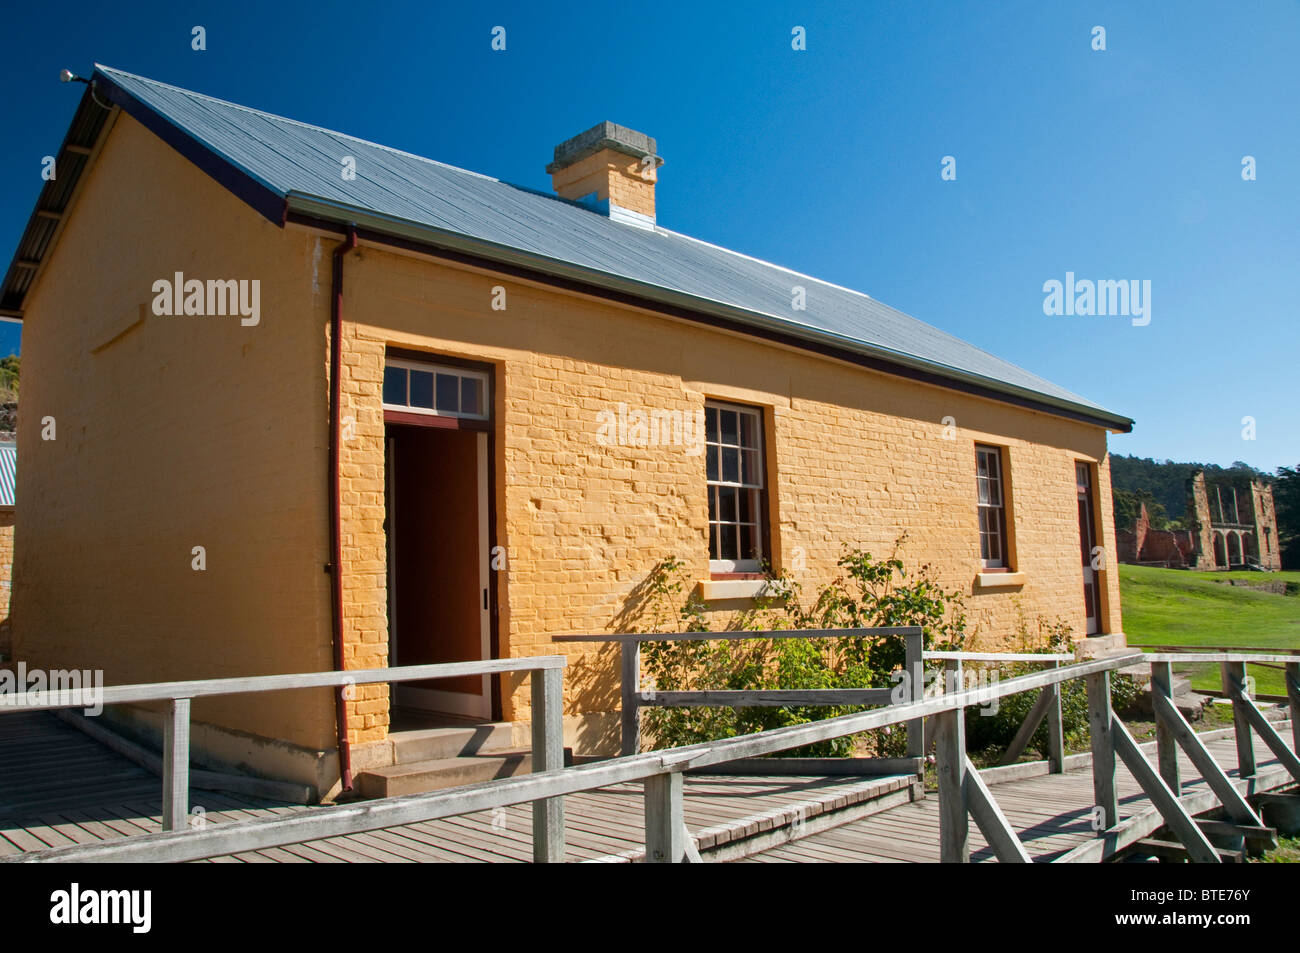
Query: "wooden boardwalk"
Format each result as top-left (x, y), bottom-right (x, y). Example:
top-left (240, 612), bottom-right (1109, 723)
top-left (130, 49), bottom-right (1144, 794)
top-left (740, 723), bottom-right (1294, 862)
top-left (1, 710), bottom-right (1293, 862)
top-left (0, 712), bottom-right (913, 862)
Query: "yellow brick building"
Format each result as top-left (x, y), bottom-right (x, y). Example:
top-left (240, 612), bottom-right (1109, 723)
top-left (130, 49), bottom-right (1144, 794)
top-left (1, 68), bottom-right (1132, 799)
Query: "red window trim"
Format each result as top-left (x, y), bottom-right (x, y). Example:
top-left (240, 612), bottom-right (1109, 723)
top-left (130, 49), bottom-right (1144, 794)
top-left (383, 409), bottom-right (491, 431)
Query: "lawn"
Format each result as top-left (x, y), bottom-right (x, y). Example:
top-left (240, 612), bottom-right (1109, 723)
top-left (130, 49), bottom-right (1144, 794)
top-left (1256, 836), bottom-right (1300, 863)
top-left (1119, 565), bottom-right (1300, 696)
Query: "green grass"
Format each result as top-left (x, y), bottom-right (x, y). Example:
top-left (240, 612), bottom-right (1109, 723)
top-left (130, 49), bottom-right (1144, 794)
top-left (1119, 564), bottom-right (1300, 696)
top-left (1255, 836), bottom-right (1300, 863)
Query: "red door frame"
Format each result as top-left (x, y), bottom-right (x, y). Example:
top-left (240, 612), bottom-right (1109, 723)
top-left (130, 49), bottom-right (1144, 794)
top-left (383, 352), bottom-right (502, 721)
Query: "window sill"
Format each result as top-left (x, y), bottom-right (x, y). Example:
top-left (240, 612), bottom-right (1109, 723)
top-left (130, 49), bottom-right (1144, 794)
top-left (698, 578), bottom-right (787, 601)
top-left (975, 571), bottom-right (1026, 589)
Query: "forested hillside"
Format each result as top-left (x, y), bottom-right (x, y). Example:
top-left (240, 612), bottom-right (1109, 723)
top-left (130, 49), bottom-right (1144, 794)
top-left (1110, 453), bottom-right (1298, 569)
top-left (1109, 455), bottom-right (1272, 529)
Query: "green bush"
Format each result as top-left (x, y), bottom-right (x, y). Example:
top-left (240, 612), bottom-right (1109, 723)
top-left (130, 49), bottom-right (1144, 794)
top-left (638, 539), bottom-right (967, 756)
top-left (962, 616), bottom-right (1142, 763)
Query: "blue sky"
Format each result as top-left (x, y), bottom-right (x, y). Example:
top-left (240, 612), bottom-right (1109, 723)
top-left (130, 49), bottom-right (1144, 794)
top-left (2, 1), bottom-right (1296, 471)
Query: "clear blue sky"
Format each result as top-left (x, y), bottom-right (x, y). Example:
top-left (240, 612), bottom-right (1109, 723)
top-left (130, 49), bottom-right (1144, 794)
top-left (2, 1), bottom-right (1296, 471)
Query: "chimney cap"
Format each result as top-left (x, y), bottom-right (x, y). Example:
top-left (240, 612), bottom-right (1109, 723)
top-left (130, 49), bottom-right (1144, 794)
top-left (546, 121), bottom-right (662, 173)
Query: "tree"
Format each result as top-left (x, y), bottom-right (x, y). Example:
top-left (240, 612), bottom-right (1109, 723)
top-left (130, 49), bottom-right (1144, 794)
top-left (0, 353), bottom-right (15, 436)
top-left (1113, 486), bottom-right (1167, 533)
top-left (1274, 465), bottom-right (1300, 570)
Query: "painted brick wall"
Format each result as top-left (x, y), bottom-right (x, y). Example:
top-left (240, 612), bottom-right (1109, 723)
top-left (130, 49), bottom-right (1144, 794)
top-left (13, 114), bottom-right (337, 763)
top-left (336, 322), bottom-right (391, 744)
top-left (339, 242), bottom-right (1124, 754)
top-left (0, 510), bottom-right (13, 658)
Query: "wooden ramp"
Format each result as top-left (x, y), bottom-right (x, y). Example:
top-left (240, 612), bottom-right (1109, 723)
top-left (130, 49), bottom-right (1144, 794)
top-left (0, 712), bottom-right (917, 862)
top-left (2, 709), bottom-right (1293, 863)
top-left (739, 723), bottom-right (1295, 863)
top-left (4, 646), bottom-right (1298, 864)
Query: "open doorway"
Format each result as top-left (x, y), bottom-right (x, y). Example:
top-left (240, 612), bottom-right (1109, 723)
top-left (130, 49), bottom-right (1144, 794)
top-left (1076, 462), bottom-right (1103, 635)
top-left (384, 388), bottom-right (494, 723)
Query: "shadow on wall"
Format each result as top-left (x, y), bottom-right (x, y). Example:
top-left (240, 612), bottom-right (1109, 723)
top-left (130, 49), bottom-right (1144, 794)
top-left (562, 562), bottom-right (679, 756)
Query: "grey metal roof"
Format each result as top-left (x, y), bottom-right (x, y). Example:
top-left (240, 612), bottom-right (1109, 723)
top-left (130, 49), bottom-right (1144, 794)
top-left (0, 86), bottom-right (114, 314)
top-left (0, 444), bottom-right (15, 506)
top-left (5, 65), bottom-right (1132, 431)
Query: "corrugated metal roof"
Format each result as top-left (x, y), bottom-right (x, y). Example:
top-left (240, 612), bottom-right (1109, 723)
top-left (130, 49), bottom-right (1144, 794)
top-left (0, 445), bottom-right (15, 506)
top-left (6, 65), bottom-right (1132, 431)
top-left (0, 84), bottom-right (115, 315)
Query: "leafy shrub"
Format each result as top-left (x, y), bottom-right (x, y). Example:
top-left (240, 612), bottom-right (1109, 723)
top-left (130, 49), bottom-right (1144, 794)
top-left (963, 614), bottom-right (1141, 763)
top-left (638, 539), bottom-right (967, 756)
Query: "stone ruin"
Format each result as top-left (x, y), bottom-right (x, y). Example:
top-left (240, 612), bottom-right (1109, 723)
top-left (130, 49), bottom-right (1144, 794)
top-left (1117, 470), bottom-right (1281, 571)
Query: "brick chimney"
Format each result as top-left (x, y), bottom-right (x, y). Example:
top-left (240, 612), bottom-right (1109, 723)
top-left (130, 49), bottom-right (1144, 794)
top-left (546, 122), bottom-right (663, 228)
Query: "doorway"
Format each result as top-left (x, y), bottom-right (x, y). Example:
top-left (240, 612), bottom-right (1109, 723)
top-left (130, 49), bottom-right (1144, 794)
top-left (385, 424), bottom-right (492, 720)
top-left (1076, 463), bottom-right (1103, 635)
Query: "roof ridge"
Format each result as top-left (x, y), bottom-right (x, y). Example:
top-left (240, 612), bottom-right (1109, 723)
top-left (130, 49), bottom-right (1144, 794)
top-left (657, 225), bottom-right (876, 302)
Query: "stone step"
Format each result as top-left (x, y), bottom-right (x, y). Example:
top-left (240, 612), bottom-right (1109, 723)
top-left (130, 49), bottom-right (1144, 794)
top-left (1123, 678), bottom-right (1211, 720)
top-left (356, 748), bottom-right (573, 799)
top-left (357, 752), bottom-right (534, 799)
top-left (390, 723), bottom-right (517, 764)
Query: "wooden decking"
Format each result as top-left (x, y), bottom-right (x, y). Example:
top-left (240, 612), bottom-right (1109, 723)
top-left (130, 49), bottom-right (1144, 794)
top-left (740, 723), bottom-right (1294, 862)
top-left (1, 710), bottom-right (1293, 862)
top-left (0, 712), bottom-right (915, 862)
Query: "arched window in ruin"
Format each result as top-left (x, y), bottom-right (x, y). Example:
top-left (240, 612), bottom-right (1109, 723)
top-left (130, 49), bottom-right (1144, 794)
top-left (1226, 532), bottom-right (1242, 567)
top-left (1213, 532), bottom-right (1227, 568)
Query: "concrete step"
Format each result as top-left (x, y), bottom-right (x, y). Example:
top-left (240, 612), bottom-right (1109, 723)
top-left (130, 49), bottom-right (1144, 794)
top-left (1124, 679), bottom-right (1210, 720)
top-left (358, 752), bottom-right (534, 799)
top-left (356, 748), bottom-right (573, 799)
top-left (390, 723), bottom-right (517, 764)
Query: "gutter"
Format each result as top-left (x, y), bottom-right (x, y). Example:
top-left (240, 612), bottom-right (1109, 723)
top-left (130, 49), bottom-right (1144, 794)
top-left (328, 225), bottom-right (358, 792)
top-left (285, 194), bottom-right (1135, 434)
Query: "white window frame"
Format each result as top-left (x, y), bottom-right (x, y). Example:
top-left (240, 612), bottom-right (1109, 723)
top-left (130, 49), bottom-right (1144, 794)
top-left (382, 358), bottom-right (489, 421)
top-left (976, 445), bottom-right (1007, 569)
top-left (706, 400), bottom-right (765, 574)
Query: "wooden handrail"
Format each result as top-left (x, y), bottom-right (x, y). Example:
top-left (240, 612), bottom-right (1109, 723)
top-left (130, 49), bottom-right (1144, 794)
top-left (4, 652), bottom-right (1138, 864)
top-left (0, 656), bottom-right (567, 712)
top-left (0, 656), bottom-right (567, 852)
top-left (925, 651), bottom-right (1074, 662)
top-left (552, 626), bottom-right (924, 643)
top-left (5, 649), bottom-right (1295, 865)
top-left (558, 627), bottom-right (927, 756)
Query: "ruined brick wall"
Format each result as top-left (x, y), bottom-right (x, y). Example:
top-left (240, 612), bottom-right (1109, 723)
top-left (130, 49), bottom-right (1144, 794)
top-left (1250, 481), bottom-right (1282, 570)
top-left (1184, 472), bottom-right (1282, 571)
top-left (1116, 530), bottom-right (1138, 564)
top-left (1133, 502), bottom-right (1150, 558)
top-left (1187, 472), bottom-right (1216, 569)
top-left (1139, 529), bottom-right (1187, 567)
